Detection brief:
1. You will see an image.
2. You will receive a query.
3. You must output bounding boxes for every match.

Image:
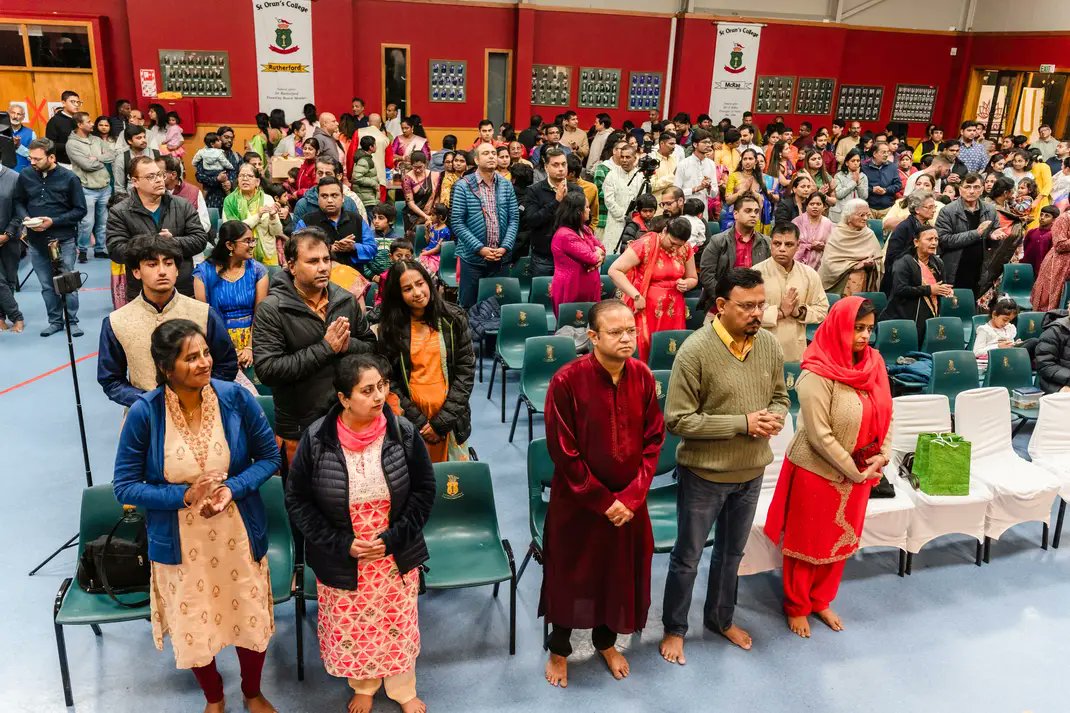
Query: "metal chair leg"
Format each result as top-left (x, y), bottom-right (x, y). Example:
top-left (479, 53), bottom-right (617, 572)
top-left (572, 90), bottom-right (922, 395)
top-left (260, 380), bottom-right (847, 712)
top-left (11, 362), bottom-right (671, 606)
top-left (983, 536), bottom-right (991, 563)
top-left (1042, 522), bottom-right (1050, 550)
top-left (54, 579), bottom-right (74, 707)
top-left (503, 539), bottom-right (517, 656)
top-left (508, 398), bottom-right (523, 442)
top-left (975, 540), bottom-right (983, 566)
top-left (295, 596), bottom-right (304, 682)
top-left (477, 338), bottom-right (484, 383)
top-left (542, 616), bottom-right (549, 651)
top-left (486, 359), bottom-right (497, 399)
top-left (492, 582), bottom-right (500, 598)
top-left (905, 552), bottom-right (913, 575)
top-left (517, 546), bottom-right (533, 583)
top-left (1054, 500), bottom-right (1066, 549)
top-left (897, 549), bottom-right (906, 577)
top-left (90, 624), bottom-right (102, 637)
top-left (527, 407), bottom-right (533, 443)
top-left (500, 366), bottom-right (508, 423)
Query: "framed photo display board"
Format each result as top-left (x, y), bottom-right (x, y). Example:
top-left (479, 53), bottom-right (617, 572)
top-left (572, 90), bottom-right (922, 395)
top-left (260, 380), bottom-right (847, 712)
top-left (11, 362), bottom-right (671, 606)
top-left (429, 60), bottom-right (467, 103)
top-left (891, 84), bottom-right (937, 123)
top-left (628, 72), bottom-right (662, 112)
top-left (159, 50), bottom-right (231, 96)
top-left (578, 67), bottom-right (621, 109)
top-left (532, 64), bottom-right (571, 107)
top-left (754, 75), bottom-right (795, 114)
top-left (795, 78), bottom-right (835, 115)
top-left (836, 84), bottom-right (883, 122)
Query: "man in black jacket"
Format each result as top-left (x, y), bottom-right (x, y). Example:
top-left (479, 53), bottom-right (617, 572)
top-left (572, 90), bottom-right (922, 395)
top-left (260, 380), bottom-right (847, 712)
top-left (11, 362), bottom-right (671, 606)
top-left (106, 155), bottom-right (208, 300)
top-left (521, 148), bottom-right (582, 277)
top-left (1036, 315), bottom-right (1070, 394)
top-left (44, 90), bottom-right (81, 166)
top-left (252, 227), bottom-right (376, 463)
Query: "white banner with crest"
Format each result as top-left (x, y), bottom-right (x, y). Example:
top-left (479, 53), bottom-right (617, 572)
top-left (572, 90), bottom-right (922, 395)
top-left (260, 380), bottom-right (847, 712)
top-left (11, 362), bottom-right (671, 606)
top-left (709, 23), bottom-right (763, 124)
top-left (253, 0), bottom-right (315, 118)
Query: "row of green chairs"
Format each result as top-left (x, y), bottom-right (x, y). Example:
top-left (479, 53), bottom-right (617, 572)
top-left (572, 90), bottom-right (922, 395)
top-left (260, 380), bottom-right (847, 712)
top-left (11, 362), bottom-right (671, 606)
top-left (925, 348), bottom-right (1036, 417)
top-left (53, 479), bottom-right (299, 705)
top-left (508, 336), bottom-right (578, 442)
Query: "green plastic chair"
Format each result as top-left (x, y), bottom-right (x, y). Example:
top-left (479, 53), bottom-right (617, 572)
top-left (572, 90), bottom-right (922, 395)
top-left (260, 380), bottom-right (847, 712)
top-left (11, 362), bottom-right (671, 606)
top-left (1001, 263), bottom-right (1034, 309)
top-left (855, 291), bottom-right (889, 315)
top-left (875, 319), bottom-right (919, 367)
top-left (649, 433), bottom-right (688, 553)
top-left (648, 329), bottom-right (693, 370)
top-left (983, 347), bottom-right (1039, 431)
top-left (487, 304), bottom-right (547, 423)
top-left (438, 241), bottom-right (458, 288)
top-left (519, 439), bottom-right (554, 583)
top-left (475, 277), bottom-right (524, 382)
top-left (556, 302), bottom-right (594, 330)
top-left (255, 395), bottom-right (276, 433)
top-left (510, 256), bottom-right (532, 299)
top-left (650, 369), bottom-right (672, 411)
top-left (1017, 311), bottom-right (1045, 342)
top-left (208, 206), bottom-right (220, 235)
top-left (867, 218), bottom-right (885, 245)
top-left (926, 350), bottom-right (979, 412)
top-left (939, 288), bottom-right (977, 346)
top-left (259, 477), bottom-right (305, 678)
top-left (601, 253), bottom-right (620, 274)
top-left (243, 365), bottom-right (272, 396)
top-left (364, 282), bottom-right (379, 307)
top-left (967, 314), bottom-right (989, 351)
top-left (423, 462), bottom-right (516, 654)
top-left (826, 292), bottom-right (841, 307)
top-left (53, 485), bottom-right (150, 706)
top-left (600, 274), bottom-right (618, 300)
top-left (529, 276), bottom-right (556, 332)
top-left (922, 317), bottom-right (966, 353)
top-left (784, 361), bottom-right (803, 418)
top-left (394, 200), bottom-right (406, 231)
top-left (413, 224), bottom-right (426, 256)
top-left (509, 336), bottom-right (577, 443)
top-left (684, 297), bottom-right (705, 330)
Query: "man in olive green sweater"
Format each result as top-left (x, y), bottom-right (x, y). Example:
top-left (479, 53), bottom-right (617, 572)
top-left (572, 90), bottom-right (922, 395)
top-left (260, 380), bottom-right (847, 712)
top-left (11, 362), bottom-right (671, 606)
top-left (660, 267), bottom-right (789, 663)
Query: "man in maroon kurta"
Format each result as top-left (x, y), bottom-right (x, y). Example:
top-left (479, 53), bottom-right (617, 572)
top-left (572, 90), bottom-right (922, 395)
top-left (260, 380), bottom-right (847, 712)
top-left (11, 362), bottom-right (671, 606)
top-left (541, 299), bottom-right (665, 687)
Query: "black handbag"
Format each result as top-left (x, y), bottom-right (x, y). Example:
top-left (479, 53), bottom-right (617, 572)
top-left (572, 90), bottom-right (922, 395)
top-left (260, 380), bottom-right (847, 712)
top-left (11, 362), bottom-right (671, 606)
top-left (76, 507), bottom-right (150, 608)
top-left (870, 474), bottom-right (896, 498)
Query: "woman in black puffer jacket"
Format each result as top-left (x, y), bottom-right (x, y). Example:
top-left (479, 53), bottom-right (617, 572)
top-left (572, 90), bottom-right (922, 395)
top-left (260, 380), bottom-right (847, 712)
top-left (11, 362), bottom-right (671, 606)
top-left (285, 353), bottom-right (434, 712)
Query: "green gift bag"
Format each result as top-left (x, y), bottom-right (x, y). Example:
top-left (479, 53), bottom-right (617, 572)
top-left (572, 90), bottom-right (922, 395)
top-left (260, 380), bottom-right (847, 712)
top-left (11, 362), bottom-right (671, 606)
top-left (912, 432), bottom-right (971, 496)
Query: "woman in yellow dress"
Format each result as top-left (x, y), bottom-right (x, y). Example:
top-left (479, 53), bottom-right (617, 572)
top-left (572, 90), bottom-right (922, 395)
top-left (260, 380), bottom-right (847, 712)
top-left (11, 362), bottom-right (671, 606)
top-left (113, 319), bottom-right (280, 713)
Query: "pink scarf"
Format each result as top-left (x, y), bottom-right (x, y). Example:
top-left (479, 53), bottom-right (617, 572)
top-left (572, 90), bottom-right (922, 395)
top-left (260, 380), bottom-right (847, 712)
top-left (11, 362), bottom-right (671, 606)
top-left (337, 412), bottom-right (387, 451)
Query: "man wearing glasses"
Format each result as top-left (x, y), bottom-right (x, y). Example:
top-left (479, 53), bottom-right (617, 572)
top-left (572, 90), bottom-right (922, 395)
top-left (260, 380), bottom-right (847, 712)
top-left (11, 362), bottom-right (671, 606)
top-left (648, 131), bottom-right (679, 202)
top-left (106, 155), bottom-right (208, 301)
top-left (660, 266), bottom-right (789, 664)
top-left (45, 90), bottom-right (82, 167)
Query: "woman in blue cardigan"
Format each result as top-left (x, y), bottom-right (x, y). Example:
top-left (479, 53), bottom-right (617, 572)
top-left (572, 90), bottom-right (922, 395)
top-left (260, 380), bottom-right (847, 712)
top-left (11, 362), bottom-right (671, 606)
top-left (113, 319), bottom-right (280, 713)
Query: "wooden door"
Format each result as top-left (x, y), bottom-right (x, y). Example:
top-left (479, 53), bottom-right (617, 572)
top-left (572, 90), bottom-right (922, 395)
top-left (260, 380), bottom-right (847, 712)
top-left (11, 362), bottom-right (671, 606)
top-left (32, 72), bottom-right (99, 127)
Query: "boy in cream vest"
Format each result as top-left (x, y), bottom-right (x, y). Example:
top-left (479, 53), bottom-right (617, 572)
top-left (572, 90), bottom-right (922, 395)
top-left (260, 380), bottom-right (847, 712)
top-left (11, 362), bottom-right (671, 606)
top-left (98, 234), bottom-right (237, 407)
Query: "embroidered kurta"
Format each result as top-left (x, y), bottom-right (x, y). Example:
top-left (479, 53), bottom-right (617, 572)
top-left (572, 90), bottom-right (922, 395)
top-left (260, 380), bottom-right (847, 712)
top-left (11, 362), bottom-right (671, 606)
top-left (150, 386), bottom-right (274, 669)
top-left (622, 234), bottom-right (690, 362)
top-left (317, 436), bottom-right (421, 680)
top-left (540, 355), bottom-right (665, 633)
top-left (755, 258), bottom-right (829, 363)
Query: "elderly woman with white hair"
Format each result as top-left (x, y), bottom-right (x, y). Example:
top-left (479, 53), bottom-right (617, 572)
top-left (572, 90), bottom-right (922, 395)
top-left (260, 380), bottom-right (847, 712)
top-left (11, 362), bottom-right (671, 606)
top-left (880, 189), bottom-right (939, 294)
top-left (817, 198), bottom-right (884, 296)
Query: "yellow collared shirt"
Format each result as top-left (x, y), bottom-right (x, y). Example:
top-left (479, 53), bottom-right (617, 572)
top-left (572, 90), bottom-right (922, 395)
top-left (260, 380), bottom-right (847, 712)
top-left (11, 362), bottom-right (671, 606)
top-left (712, 315), bottom-right (754, 361)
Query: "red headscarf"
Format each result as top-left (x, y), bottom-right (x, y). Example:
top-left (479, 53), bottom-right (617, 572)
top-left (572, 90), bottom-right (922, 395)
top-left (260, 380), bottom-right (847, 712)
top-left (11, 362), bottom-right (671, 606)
top-left (801, 296), bottom-right (893, 445)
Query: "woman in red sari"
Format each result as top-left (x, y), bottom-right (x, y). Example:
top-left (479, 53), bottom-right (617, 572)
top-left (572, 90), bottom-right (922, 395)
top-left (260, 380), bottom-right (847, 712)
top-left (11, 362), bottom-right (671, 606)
top-left (763, 296), bottom-right (893, 638)
top-left (607, 216), bottom-right (698, 362)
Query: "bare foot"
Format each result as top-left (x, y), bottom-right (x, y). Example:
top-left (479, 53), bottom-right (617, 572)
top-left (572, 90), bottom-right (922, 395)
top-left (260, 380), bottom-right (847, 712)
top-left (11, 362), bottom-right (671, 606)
top-left (815, 608), bottom-right (844, 632)
top-left (400, 696), bottom-right (427, 713)
top-left (659, 633), bottom-right (686, 665)
top-left (545, 653), bottom-right (568, 687)
top-left (719, 624), bottom-right (753, 650)
top-left (348, 693), bottom-right (374, 713)
top-left (245, 693), bottom-right (278, 712)
top-left (787, 615), bottom-right (811, 638)
top-left (11, 321), bottom-right (23, 333)
top-left (204, 700), bottom-right (224, 713)
top-left (0, 320), bottom-right (7, 331)
top-left (599, 646), bottom-right (630, 680)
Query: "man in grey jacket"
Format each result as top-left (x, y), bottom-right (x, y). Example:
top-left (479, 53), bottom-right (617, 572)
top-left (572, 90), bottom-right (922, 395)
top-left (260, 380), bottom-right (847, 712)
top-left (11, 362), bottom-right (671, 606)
top-left (697, 195), bottom-right (771, 313)
top-left (66, 112), bottom-right (115, 262)
top-left (106, 155), bottom-right (207, 301)
top-left (933, 172), bottom-right (1003, 292)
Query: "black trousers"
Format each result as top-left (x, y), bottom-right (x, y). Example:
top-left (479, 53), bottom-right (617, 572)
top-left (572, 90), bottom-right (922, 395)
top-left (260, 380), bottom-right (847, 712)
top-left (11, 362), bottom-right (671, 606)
top-left (548, 624), bottom-right (617, 657)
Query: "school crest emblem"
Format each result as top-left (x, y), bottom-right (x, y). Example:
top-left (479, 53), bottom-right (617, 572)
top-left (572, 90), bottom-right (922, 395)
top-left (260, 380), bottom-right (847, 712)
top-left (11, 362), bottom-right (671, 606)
top-left (444, 474), bottom-right (462, 499)
top-left (518, 311), bottom-right (528, 326)
top-left (668, 338), bottom-right (678, 354)
top-left (725, 43), bottom-right (746, 73)
top-left (495, 283), bottom-right (504, 297)
top-left (937, 324), bottom-right (946, 340)
top-left (269, 19), bottom-right (299, 55)
top-left (890, 327), bottom-right (900, 343)
top-left (946, 360), bottom-right (958, 374)
top-left (544, 345), bottom-right (555, 362)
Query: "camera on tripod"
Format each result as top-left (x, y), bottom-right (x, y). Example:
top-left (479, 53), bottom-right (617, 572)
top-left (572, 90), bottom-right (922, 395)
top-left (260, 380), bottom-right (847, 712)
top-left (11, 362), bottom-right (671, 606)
top-left (637, 154), bottom-right (660, 177)
top-left (48, 240), bottom-right (83, 295)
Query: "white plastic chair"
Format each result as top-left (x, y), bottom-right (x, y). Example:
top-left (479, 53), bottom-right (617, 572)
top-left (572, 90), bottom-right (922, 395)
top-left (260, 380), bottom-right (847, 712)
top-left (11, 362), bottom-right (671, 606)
top-left (1027, 393), bottom-right (1070, 548)
top-left (740, 414), bottom-right (795, 576)
top-left (955, 387), bottom-right (1061, 561)
top-left (884, 395), bottom-right (992, 572)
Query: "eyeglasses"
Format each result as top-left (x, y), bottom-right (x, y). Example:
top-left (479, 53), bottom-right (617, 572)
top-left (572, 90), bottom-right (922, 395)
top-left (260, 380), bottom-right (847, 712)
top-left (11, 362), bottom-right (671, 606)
top-left (600, 327), bottom-right (637, 339)
top-left (659, 200), bottom-right (678, 208)
top-left (235, 238), bottom-right (257, 246)
top-left (727, 299), bottom-right (767, 313)
top-left (139, 171), bottom-right (165, 181)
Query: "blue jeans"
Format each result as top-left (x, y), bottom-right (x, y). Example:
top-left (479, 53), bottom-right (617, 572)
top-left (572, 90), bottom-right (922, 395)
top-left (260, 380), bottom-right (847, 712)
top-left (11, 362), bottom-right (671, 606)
top-left (458, 258), bottom-right (507, 308)
top-left (29, 238), bottom-right (79, 327)
top-left (78, 185), bottom-right (111, 253)
top-left (662, 465), bottom-right (763, 636)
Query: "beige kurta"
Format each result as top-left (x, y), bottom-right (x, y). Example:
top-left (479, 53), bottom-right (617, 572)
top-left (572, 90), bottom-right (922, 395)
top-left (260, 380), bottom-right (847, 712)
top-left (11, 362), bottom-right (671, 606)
top-left (755, 257), bottom-right (830, 362)
top-left (150, 386), bottom-right (274, 669)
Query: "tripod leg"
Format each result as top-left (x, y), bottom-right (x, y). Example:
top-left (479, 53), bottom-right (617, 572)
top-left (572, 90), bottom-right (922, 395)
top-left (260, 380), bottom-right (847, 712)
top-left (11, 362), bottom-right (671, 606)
top-left (29, 534), bottom-right (80, 577)
top-left (62, 293), bottom-right (93, 488)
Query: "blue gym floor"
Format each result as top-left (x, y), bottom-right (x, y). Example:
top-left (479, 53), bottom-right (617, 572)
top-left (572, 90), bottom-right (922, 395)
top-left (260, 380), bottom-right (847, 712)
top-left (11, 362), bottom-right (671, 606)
top-left (2, 258), bottom-right (1065, 712)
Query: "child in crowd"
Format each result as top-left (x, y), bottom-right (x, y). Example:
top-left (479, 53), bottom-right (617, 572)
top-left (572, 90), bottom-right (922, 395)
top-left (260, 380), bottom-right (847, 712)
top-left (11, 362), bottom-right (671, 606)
top-left (365, 202), bottom-right (398, 282)
top-left (942, 183), bottom-right (959, 201)
top-left (1022, 205), bottom-right (1059, 276)
top-left (374, 240), bottom-right (415, 305)
top-left (192, 132), bottom-right (234, 174)
top-left (281, 166), bottom-right (301, 209)
top-left (419, 203), bottom-right (449, 273)
top-left (973, 296), bottom-right (1020, 368)
top-left (1011, 177), bottom-right (1037, 220)
top-left (163, 111), bottom-right (186, 158)
top-left (682, 197), bottom-right (707, 250)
